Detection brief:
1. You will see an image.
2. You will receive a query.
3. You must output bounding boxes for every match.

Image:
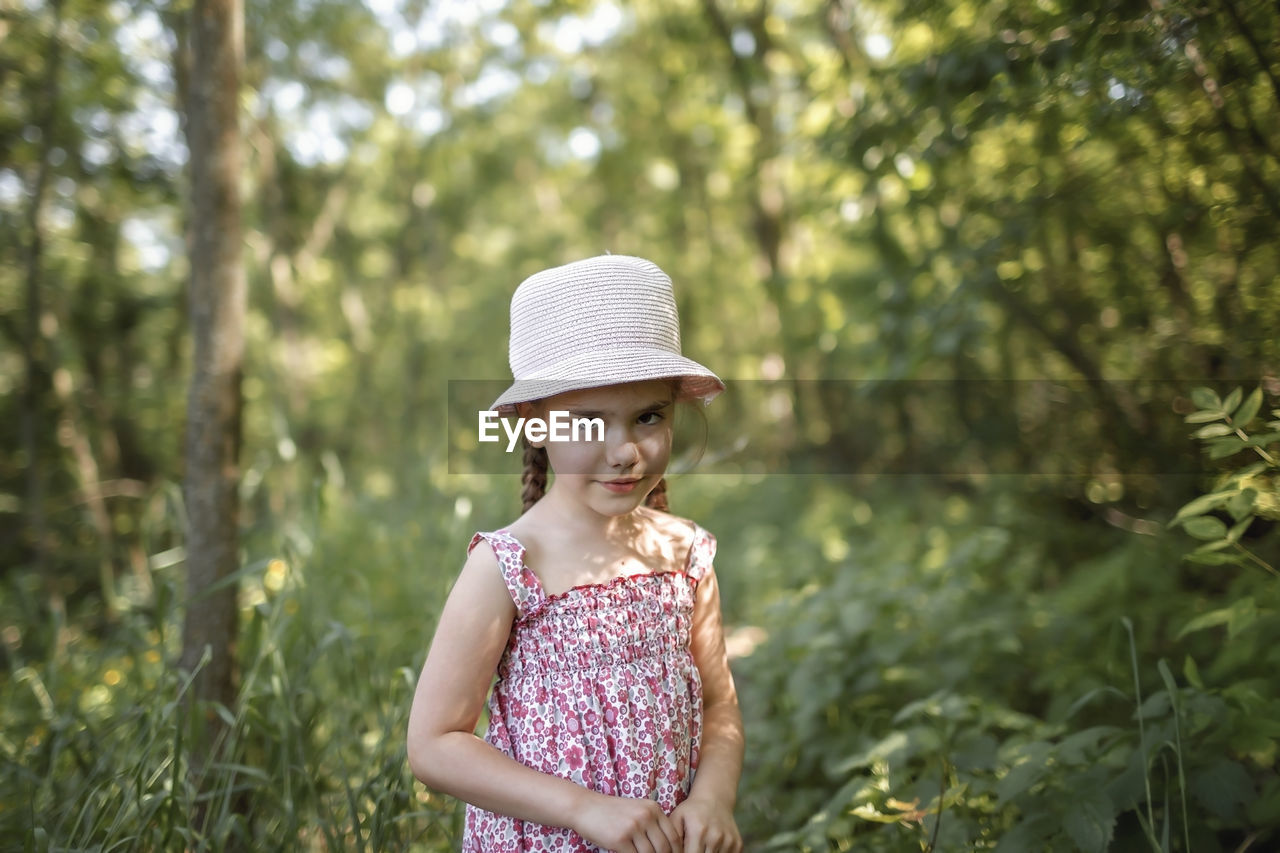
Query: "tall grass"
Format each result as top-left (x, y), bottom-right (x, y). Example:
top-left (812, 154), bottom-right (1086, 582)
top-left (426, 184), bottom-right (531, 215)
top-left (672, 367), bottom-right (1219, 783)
top-left (1, 460), bottom-right (490, 851)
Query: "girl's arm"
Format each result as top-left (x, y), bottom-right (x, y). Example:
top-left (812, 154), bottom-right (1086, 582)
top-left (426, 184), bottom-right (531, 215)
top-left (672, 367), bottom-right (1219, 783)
top-left (672, 566), bottom-right (745, 852)
top-left (406, 540), bottom-right (684, 853)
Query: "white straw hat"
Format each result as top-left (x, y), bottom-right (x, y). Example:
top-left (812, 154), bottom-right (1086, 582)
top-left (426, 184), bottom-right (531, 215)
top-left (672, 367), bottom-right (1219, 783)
top-left (489, 255), bottom-right (725, 414)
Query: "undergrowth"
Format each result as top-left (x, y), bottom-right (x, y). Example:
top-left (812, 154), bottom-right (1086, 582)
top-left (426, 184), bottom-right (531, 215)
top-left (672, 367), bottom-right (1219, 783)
top-left (2, 387), bottom-right (1278, 851)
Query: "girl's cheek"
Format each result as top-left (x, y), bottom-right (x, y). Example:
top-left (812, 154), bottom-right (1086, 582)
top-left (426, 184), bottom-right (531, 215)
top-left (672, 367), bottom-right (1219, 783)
top-left (642, 431), bottom-right (673, 456)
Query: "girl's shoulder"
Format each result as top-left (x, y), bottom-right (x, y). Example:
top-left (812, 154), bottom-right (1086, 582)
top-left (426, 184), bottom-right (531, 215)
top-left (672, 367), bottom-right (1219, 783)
top-left (481, 506), bottom-right (715, 578)
top-left (636, 505), bottom-right (700, 544)
top-left (636, 507), bottom-right (717, 579)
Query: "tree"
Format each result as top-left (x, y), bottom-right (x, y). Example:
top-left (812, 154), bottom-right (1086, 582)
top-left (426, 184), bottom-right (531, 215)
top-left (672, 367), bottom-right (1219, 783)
top-left (178, 0), bottom-right (245, 739)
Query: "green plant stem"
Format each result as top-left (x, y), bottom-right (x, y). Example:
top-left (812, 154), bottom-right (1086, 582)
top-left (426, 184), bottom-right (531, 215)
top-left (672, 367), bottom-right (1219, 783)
top-left (1234, 542), bottom-right (1280, 579)
top-left (1229, 422), bottom-right (1277, 465)
top-left (924, 757), bottom-right (948, 853)
top-left (1122, 618), bottom-right (1158, 843)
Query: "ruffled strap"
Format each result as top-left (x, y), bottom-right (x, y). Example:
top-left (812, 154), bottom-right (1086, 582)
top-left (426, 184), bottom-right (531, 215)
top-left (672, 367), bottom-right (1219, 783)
top-left (685, 524), bottom-right (718, 583)
top-left (468, 530), bottom-right (546, 617)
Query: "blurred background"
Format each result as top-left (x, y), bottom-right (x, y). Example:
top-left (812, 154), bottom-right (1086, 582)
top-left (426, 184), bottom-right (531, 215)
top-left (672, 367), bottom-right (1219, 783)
top-left (2, 0), bottom-right (1278, 849)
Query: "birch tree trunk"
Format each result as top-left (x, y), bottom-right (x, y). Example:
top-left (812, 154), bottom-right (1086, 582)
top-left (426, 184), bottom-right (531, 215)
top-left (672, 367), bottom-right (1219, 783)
top-left (179, 0), bottom-right (244, 725)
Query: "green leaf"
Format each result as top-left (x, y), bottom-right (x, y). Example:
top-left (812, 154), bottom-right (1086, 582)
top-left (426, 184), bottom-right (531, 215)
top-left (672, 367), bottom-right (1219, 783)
top-left (1233, 387), bottom-right (1263, 426)
top-left (1185, 550), bottom-right (1239, 566)
top-left (1244, 431), bottom-right (1280, 447)
top-left (1225, 516), bottom-right (1253, 543)
top-left (1063, 790), bottom-right (1116, 851)
top-left (1177, 606), bottom-right (1234, 639)
top-left (1064, 686), bottom-right (1129, 719)
top-left (1056, 726), bottom-right (1122, 765)
top-left (1225, 488), bottom-right (1257, 521)
top-left (1169, 491), bottom-right (1230, 525)
top-left (1183, 655), bottom-right (1203, 689)
top-left (1183, 516), bottom-right (1227, 540)
top-left (1135, 690), bottom-right (1171, 719)
top-left (1193, 423), bottom-right (1234, 438)
top-left (1156, 661), bottom-right (1182, 727)
top-left (1208, 437), bottom-right (1247, 459)
top-left (1179, 597), bottom-right (1264, 642)
top-left (993, 814), bottom-right (1055, 851)
top-left (1190, 387), bottom-right (1221, 410)
top-left (1230, 462), bottom-right (1270, 482)
top-left (1226, 598), bottom-right (1260, 640)
top-left (995, 759), bottom-right (1045, 802)
top-left (1190, 758), bottom-right (1255, 821)
top-left (1184, 410), bottom-right (1225, 424)
top-left (995, 742), bottom-right (1052, 800)
top-left (1222, 387), bottom-right (1243, 417)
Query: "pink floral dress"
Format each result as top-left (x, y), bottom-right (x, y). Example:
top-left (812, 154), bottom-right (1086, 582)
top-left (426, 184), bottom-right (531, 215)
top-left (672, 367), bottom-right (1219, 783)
top-left (460, 524), bottom-right (718, 852)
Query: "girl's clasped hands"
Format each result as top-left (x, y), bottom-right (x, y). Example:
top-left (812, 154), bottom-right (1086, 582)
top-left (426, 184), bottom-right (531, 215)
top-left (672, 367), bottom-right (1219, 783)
top-left (575, 790), bottom-right (742, 853)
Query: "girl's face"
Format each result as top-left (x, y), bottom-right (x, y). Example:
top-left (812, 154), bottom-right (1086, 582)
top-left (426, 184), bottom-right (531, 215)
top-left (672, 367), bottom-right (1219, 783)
top-left (522, 380), bottom-right (675, 518)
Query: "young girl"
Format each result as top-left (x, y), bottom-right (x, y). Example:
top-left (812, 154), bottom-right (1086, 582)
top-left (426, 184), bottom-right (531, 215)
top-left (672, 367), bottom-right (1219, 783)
top-left (407, 255), bottom-right (744, 853)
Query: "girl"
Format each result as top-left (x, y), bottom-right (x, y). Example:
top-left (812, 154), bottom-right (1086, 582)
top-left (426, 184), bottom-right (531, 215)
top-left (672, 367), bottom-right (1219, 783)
top-left (407, 255), bottom-right (744, 853)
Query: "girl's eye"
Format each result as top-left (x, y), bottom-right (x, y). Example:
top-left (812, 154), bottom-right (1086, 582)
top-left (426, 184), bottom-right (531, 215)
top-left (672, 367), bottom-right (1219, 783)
top-left (638, 411), bottom-right (666, 426)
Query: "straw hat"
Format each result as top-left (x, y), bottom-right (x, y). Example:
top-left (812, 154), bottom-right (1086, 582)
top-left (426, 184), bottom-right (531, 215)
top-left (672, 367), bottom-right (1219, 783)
top-left (489, 255), bottom-right (725, 414)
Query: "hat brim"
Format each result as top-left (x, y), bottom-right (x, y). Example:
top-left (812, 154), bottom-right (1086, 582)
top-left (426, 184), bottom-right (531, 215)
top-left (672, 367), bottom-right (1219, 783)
top-left (489, 347), bottom-right (725, 414)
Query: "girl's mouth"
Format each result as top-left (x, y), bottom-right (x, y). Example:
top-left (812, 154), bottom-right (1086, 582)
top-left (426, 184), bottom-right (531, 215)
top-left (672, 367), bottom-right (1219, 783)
top-left (599, 478), bottom-right (640, 494)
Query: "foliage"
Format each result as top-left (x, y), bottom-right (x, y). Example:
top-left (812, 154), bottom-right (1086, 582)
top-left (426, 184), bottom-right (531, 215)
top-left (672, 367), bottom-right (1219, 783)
top-left (726, 390), bottom-right (1280, 851)
top-left (3, 0), bottom-right (1280, 849)
top-left (1168, 385), bottom-right (1280, 576)
top-left (731, 481), bottom-right (1278, 851)
top-left (4, 407), bottom-right (1280, 850)
top-left (1, 461), bottom-right (476, 849)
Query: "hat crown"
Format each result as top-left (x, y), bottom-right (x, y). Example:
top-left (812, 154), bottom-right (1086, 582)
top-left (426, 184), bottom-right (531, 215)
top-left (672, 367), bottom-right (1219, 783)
top-left (508, 255), bottom-right (682, 379)
top-left (488, 254), bottom-right (723, 414)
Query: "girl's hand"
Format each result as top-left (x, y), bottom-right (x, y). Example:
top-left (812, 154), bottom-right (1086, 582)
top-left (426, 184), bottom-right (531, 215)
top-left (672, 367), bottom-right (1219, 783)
top-left (573, 792), bottom-right (684, 853)
top-left (670, 794), bottom-right (742, 853)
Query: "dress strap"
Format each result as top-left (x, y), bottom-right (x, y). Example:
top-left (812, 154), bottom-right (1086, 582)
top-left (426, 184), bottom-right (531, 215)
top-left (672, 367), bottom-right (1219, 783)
top-left (685, 524), bottom-right (718, 583)
top-left (468, 530), bottom-right (547, 617)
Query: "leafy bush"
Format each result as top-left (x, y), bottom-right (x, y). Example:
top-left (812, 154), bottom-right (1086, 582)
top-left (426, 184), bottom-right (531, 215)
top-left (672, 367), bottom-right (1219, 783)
top-left (731, 385), bottom-right (1280, 851)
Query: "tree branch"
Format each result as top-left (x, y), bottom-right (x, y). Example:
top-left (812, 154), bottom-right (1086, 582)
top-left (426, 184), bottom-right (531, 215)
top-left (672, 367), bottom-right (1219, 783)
top-left (1215, 0), bottom-right (1280, 111)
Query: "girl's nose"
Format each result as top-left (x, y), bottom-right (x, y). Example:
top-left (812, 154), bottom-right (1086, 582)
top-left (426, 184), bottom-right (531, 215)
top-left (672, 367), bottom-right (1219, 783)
top-left (606, 435), bottom-right (641, 469)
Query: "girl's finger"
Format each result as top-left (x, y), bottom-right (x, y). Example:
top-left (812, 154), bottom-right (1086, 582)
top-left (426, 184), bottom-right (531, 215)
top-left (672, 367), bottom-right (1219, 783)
top-left (680, 823), bottom-right (702, 853)
top-left (656, 812), bottom-right (682, 851)
top-left (644, 822), bottom-right (673, 853)
top-left (632, 830), bottom-right (657, 853)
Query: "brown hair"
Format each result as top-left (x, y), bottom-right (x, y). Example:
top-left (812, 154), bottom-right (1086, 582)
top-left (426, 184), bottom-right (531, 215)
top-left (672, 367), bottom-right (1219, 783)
top-left (521, 440), bottom-right (550, 514)
top-left (519, 437), bottom-right (670, 514)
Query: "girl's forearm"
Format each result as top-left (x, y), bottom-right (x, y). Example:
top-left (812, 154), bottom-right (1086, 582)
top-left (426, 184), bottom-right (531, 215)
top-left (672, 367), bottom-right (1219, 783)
top-left (412, 730), bottom-right (594, 829)
top-left (689, 697), bottom-right (745, 807)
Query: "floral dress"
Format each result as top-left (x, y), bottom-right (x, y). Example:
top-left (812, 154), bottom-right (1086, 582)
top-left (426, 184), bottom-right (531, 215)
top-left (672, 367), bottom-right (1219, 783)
top-left (460, 523), bottom-right (717, 852)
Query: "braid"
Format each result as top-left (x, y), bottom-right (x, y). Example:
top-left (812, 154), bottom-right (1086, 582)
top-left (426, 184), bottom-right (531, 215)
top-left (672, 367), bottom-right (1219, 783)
top-left (521, 440), bottom-right (549, 513)
top-left (645, 477), bottom-right (669, 512)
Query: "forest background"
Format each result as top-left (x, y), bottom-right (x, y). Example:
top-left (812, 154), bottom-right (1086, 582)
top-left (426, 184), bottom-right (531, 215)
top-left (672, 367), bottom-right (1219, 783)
top-left (2, 0), bottom-right (1279, 849)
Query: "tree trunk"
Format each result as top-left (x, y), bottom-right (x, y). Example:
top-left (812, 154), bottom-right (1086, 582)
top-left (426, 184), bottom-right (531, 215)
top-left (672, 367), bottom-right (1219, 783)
top-left (21, 0), bottom-right (64, 580)
top-left (179, 0), bottom-right (244, 731)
